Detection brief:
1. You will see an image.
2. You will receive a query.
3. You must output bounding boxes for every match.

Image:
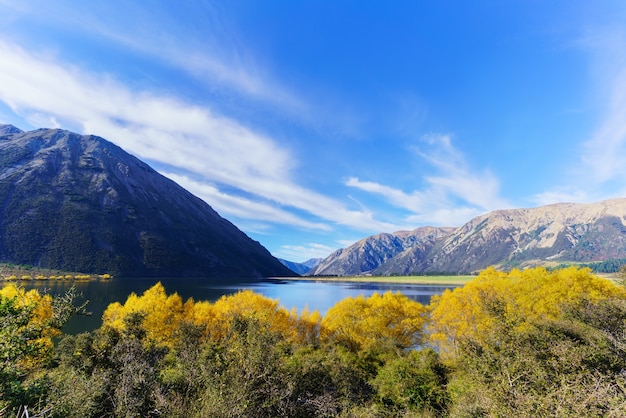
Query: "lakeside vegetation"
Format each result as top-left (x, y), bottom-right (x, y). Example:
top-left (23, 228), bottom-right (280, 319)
top-left (3, 266), bottom-right (626, 416)
top-left (0, 263), bottom-right (112, 281)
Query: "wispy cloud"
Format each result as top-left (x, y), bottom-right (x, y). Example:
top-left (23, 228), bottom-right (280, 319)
top-left (163, 172), bottom-right (331, 231)
top-left (580, 28), bottom-right (626, 183)
top-left (275, 243), bottom-right (338, 262)
top-left (0, 0), bottom-right (304, 112)
top-left (530, 189), bottom-right (591, 207)
top-left (346, 134), bottom-right (510, 226)
top-left (0, 41), bottom-right (396, 233)
top-left (532, 26), bottom-right (626, 205)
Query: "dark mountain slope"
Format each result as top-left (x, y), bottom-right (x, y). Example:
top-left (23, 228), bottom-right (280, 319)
top-left (0, 125), bottom-right (294, 278)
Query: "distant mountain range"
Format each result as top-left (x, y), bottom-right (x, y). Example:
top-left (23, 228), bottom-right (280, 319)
top-left (0, 125), bottom-right (294, 278)
top-left (308, 199), bottom-right (626, 276)
top-left (278, 258), bottom-right (322, 275)
top-left (308, 227), bottom-right (454, 276)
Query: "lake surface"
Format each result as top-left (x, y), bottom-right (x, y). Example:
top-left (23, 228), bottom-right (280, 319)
top-left (7, 277), bottom-right (458, 334)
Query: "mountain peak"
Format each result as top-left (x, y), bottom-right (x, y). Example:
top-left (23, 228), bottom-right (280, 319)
top-left (0, 126), bottom-right (294, 278)
top-left (310, 199), bottom-right (626, 276)
top-left (0, 124), bottom-right (23, 136)
top-left (308, 226), bottom-right (454, 276)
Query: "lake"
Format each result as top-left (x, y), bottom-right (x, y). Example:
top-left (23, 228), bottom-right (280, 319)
top-left (6, 277), bottom-right (457, 334)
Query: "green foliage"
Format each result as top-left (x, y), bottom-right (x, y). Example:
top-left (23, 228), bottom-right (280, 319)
top-left (448, 298), bottom-right (626, 416)
top-left (550, 257), bottom-right (626, 273)
top-left (371, 349), bottom-right (449, 414)
top-left (0, 284), bottom-right (83, 415)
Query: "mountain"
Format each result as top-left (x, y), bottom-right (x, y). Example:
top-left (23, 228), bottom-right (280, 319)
top-left (309, 199), bottom-right (626, 276)
top-left (0, 125), bottom-right (294, 278)
top-left (278, 258), bottom-right (322, 275)
top-left (422, 199), bottom-right (626, 273)
top-left (307, 227), bottom-right (455, 276)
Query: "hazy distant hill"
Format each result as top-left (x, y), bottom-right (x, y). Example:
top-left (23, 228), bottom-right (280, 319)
top-left (0, 125), bottom-right (294, 278)
top-left (309, 199), bottom-right (626, 276)
top-left (278, 258), bottom-right (321, 275)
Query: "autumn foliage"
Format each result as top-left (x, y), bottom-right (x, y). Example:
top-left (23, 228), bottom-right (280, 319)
top-left (322, 291), bottom-right (428, 351)
top-left (4, 266), bottom-right (626, 416)
top-left (428, 266), bottom-right (626, 356)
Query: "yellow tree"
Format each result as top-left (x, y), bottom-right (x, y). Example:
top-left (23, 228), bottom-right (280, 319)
top-left (321, 291), bottom-right (429, 351)
top-left (209, 290), bottom-right (294, 342)
top-left (102, 282), bottom-right (185, 348)
top-left (289, 306), bottom-right (323, 345)
top-left (1, 284), bottom-right (82, 413)
top-left (102, 285), bottom-right (324, 348)
top-left (0, 284), bottom-right (56, 341)
top-left (186, 291), bottom-right (322, 345)
top-left (428, 266), bottom-right (626, 357)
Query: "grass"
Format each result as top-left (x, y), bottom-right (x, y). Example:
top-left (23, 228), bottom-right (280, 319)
top-left (292, 275), bottom-right (474, 285)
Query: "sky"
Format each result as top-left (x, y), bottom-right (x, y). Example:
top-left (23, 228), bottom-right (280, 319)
top-left (1, 1), bottom-right (626, 262)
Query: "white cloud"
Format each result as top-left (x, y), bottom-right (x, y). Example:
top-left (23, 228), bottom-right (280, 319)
top-left (275, 243), bottom-right (337, 262)
top-left (405, 207), bottom-right (484, 228)
top-left (345, 178), bottom-right (427, 211)
top-left (162, 172), bottom-right (331, 231)
top-left (529, 26), bottom-right (626, 205)
top-left (346, 134), bottom-right (510, 227)
top-left (577, 27), bottom-right (626, 183)
top-left (414, 134), bottom-right (509, 210)
top-left (1, 0), bottom-right (304, 111)
top-left (581, 67), bottom-right (626, 183)
top-left (0, 41), bottom-right (397, 234)
top-left (530, 189), bottom-right (591, 207)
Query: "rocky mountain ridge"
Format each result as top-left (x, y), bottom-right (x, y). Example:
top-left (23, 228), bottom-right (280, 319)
top-left (309, 199), bottom-right (626, 276)
top-left (308, 226), bottom-right (455, 276)
top-left (0, 125), bottom-right (294, 278)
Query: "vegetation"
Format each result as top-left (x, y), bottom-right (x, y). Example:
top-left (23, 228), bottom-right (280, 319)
top-left (2, 266), bottom-right (626, 416)
top-left (0, 263), bottom-right (112, 281)
top-left (550, 257), bottom-right (626, 273)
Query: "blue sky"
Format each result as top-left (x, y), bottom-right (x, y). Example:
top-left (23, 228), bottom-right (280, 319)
top-left (1, 1), bottom-right (626, 262)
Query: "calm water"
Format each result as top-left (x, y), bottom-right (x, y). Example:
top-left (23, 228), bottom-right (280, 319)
top-left (7, 277), bottom-right (457, 334)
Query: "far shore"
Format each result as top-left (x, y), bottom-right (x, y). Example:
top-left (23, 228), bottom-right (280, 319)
top-left (279, 275), bottom-right (474, 285)
top-left (282, 270), bottom-right (622, 286)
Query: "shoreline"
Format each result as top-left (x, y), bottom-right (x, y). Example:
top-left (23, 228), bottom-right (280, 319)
top-left (277, 275), bottom-right (474, 286)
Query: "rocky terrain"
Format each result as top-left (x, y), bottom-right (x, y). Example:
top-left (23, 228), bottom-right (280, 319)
top-left (308, 227), bottom-right (454, 276)
top-left (309, 199), bottom-right (626, 275)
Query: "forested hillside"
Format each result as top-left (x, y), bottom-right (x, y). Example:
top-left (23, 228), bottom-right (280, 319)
top-left (3, 266), bottom-right (626, 417)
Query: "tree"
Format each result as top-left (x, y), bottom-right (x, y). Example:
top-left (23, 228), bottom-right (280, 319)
top-left (447, 298), bottom-right (626, 417)
top-left (617, 264), bottom-right (626, 287)
top-left (428, 266), bottom-right (626, 356)
top-left (321, 291), bottom-right (429, 352)
top-left (371, 348), bottom-right (449, 414)
top-left (101, 282), bottom-right (185, 348)
top-left (0, 284), bottom-right (84, 414)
